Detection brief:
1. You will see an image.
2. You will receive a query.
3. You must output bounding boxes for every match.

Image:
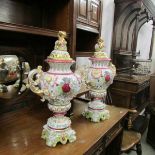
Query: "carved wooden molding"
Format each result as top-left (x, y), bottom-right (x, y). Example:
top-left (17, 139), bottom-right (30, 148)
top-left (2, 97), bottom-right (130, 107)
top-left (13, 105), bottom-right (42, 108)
top-left (143, 0), bottom-right (155, 19)
top-left (112, 0), bottom-right (155, 72)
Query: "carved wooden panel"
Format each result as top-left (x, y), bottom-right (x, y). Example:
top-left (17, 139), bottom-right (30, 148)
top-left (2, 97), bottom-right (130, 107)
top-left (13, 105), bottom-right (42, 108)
top-left (77, 0), bottom-right (89, 24)
top-left (89, 0), bottom-right (100, 27)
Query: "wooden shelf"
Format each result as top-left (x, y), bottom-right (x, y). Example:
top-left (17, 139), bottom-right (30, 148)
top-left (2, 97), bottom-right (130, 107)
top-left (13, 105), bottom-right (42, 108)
top-left (76, 23), bottom-right (99, 34)
top-left (114, 52), bottom-right (132, 56)
top-left (75, 51), bottom-right (94, 57)
top-left (0, 22), bottom-right (69, 38)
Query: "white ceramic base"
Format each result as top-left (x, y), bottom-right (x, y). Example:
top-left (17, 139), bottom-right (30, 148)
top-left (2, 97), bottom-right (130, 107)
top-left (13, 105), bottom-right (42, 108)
top-left (83, 109), bottom-right (110, 122)
top-left (83, 101), bottom-right (110, 122)
top-left (41, 116), bottom-right (76, 147)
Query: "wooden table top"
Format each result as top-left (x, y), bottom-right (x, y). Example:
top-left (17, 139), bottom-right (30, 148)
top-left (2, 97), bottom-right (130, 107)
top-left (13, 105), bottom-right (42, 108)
top-left (0, 99), bottom-right (128, 155)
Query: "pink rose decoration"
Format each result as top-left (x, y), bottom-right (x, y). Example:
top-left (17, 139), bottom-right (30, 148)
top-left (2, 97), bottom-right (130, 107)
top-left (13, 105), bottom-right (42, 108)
top-left (105, 75), bottom-right (110, 82)
top-left (62, 83), bottom-right (71, 93)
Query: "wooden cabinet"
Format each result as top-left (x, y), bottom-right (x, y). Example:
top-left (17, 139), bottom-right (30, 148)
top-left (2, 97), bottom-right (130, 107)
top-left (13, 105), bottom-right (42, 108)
top-left (0, 0), bottom-right (71, 38)
top-left (147, 107), bottom-right (155, 149)
top-left (76, 0), bottom-right (101, 32)
top-left (0, 0), bottom-right (72, 66)
top-left (0, 0), bottom-right (102, 112)
top-left (0, 0), bottom-right (74, 113)
top-left (75, 0), bottom-right (102, 57)
top-left (110, 75), bottom-right (150, 121)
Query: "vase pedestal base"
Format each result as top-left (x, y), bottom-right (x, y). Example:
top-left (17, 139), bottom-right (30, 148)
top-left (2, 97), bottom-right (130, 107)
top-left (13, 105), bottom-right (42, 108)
top-left (83, 109), bottom-right (110, 122)
top-left (83, 101), bottom-right (110, 122)
top-left (41, 116), bottom-right (76, 147)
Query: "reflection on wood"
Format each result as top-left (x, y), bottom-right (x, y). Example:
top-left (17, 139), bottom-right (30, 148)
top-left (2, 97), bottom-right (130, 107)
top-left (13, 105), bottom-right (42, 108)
top-left (0, 99), bottom-right (128, 155)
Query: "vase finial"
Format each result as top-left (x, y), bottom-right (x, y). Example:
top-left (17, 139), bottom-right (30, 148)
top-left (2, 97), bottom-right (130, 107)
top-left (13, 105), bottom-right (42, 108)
top-left (94, 37), bottom-right (108, 58)
top-left (54, 31), bottom-right (67, 51)
top-left (95, 37), bottom-right (104, 52)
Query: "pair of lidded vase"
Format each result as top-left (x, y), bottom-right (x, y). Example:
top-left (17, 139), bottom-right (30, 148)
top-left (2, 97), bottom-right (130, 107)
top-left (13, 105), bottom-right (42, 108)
top-left (28, 31), bottom-right (116, 147)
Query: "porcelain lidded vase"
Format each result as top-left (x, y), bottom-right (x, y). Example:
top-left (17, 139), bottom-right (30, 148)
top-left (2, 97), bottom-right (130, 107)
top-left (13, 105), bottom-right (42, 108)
top-left (28, 31), bottom-right (81, 147)
top-left (83, 38), bottom-right (116, 122)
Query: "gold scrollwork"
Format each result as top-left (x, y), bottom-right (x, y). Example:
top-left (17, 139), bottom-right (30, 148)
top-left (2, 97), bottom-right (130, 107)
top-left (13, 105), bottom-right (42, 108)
top-left (27, 66), bottom-right (43, 97)
top-left (109, 62), bottom-right (116, 77)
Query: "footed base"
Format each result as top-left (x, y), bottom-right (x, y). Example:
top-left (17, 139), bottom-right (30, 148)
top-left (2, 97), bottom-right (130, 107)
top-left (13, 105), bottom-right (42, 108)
top-left (41, 116), bottom-right (76, 147)
top-left (83, 100), bottom-right (110, 122)
top-left (41, 126), bottom-right (76, 147)
top-left (83, 109), bottom-right (110, 122)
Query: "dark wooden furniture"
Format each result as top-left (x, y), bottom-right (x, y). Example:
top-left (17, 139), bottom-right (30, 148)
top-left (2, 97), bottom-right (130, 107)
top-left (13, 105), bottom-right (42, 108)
top-left (150, 73), bottom-right (155, 106)
top-left (112, 0), bottom-right (155, 76)
top-left (0, 99), bottom-right (128, 155)
top-left (147, 106), bottom-right (155, 149)
top-left (110, 3), bottom-right (153, 152)
top-left (0, 0), bottom-right (74, 64)
top-left (0, 0), bottom-right (103, 113)
top-left (107, 87), bottom-right (143, 155)
top-left (76, 0), bottom-right (101, 32)
top-left (109, 75), bottom-right (150, 154)
top-left (75, 0), bottom-right (102, 57)
top-left (146, 73), bottom-right (155, 149)
top-left (0, 0), bottom-right (75, 113)
top-left (121, 131), bottom-right (141, 155)
top-left (110, 75), bottom-right (150, 121)
top-left (121, 109), bottom-right (142, 155)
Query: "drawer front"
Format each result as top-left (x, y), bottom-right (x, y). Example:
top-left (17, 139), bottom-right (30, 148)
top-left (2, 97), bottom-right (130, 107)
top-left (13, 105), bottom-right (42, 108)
top-left (84, 138), bottom-right (105, 155)
top-left (105, 123), bottom-right (122, 147)
top-left (85, 123), bottom-right (122, 155)
top-left (93, 144), bottom-right (106, 155)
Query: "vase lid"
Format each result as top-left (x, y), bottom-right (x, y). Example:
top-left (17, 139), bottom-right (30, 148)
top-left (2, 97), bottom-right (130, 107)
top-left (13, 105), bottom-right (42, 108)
top-left (91, 38), bottom-right (110, 60)
top-left (47, 31), bottom-right (73, 62)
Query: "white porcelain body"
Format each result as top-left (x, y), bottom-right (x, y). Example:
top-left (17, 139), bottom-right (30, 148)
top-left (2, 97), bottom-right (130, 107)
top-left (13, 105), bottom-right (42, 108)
top-left (87, 58), bottom-right (114, 94)
top-left (41, 61), bottom-right (80, 113)
top-left (29, 59), bottom-right (81, 114)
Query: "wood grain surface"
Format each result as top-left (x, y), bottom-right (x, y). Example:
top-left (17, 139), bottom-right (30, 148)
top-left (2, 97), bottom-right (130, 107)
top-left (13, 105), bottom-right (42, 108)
top-left (0, 99), bottom-right (128, 155)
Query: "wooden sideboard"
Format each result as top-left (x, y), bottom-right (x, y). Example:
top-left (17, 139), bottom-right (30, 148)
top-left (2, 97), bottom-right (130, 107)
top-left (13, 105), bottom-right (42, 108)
top-left (0, 99), bottom-right (128, 155)
top-left (110, 75), bottom-right (150, 121)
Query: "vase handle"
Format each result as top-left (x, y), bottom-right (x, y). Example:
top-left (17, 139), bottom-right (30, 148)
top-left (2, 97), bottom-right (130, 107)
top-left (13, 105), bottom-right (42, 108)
top-left (109, 62), bottom-right (116, 77)
top-left (27, 66), bottom-right (43, 97)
